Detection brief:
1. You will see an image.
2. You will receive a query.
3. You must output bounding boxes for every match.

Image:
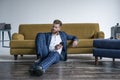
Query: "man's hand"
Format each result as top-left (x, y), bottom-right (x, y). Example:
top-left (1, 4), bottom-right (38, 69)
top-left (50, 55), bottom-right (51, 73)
top-left (72, 40), bottom-right (78, 47)
top-left (55, 44), bottom-right (63, 50)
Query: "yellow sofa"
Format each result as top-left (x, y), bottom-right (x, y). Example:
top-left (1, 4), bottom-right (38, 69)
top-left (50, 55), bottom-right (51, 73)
top-left (10, 23), bottom-right (104, 60)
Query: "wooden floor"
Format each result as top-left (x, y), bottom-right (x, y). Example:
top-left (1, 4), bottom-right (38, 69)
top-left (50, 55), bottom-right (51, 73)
top-left (0, 56), bottom-right (120, 80)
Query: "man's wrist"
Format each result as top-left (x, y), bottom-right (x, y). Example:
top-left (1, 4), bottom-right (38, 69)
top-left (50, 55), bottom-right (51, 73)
top-left (74, 39), bottom-right (79, 42)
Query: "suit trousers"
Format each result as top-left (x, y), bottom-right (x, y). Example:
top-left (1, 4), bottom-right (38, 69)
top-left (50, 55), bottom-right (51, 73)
top-left (34, 33), bottom-right (61, 71)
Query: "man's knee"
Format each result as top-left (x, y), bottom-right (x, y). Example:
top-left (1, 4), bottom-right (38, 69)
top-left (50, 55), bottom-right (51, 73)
top-left (36, 33), bottom-right (46, 43)
top-left (36, 32), bottom-right (48, 58)
top-left (37, 33), bottom-right (45, 38)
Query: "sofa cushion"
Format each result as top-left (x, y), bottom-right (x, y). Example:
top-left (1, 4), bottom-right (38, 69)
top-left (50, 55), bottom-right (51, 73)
top-left (67, 39), bottom-right (93, 48)
top-left (93, 39), bottom-right (120, 49)
top-left (11, 39), bottom-right (93, 48)
top-left (19, 24), bottom-right (52, 40)
top-left (19, 23), bottom-right (99, 40)
top-left (62, 24), bottom-right (99, 39)
top-left (10, 40), bottom-right (35, 48)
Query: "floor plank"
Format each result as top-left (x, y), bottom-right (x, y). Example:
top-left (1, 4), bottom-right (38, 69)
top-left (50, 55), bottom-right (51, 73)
top-left (0, 57), bottom-right (120, 80)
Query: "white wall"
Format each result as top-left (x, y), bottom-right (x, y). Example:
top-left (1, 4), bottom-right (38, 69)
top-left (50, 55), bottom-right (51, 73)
top-left (0, 0), bottom-right (120, 38)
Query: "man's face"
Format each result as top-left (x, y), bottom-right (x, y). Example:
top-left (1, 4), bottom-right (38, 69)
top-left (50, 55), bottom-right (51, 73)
top-left (51, 24), bottom-right (61, 34)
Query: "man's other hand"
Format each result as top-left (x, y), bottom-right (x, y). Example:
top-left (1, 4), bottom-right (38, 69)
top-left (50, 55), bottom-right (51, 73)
top-left (72, 40), bottom-right (78, 47)
top-left (55, 44), bottom-right (63, 50)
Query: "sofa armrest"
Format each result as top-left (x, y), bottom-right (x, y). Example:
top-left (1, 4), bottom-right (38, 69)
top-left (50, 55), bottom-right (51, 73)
top-left (12, 33), bottom-right (24, 40)
top-left (94, 31), bottom-right (105, 39)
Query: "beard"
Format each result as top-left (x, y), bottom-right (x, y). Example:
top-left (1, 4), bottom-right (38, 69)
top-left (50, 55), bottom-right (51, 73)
top-left (51, 29), bottom-right (59, 34)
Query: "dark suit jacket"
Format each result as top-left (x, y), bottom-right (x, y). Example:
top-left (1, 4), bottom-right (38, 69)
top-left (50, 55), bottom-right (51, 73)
top-left (45, 31), bottom-right (78, 61)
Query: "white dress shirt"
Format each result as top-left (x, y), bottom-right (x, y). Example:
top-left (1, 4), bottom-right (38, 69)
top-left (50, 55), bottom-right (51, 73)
top-left (49, 34), bottom-right (62, 54)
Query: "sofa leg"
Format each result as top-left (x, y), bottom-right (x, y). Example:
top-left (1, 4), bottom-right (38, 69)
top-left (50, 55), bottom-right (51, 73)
top-left (14, 55), bottom-right (18, 60)
top-left (20, 55), bottom-right (23, 57)
top-left (100, 57), bottom-right (102, 59)
top-left (95, 56), bottom-right (98, 65)
top-left (113, 58), bottom-right (115, 62)
top-left (37, 55), bottom-right (39, 59)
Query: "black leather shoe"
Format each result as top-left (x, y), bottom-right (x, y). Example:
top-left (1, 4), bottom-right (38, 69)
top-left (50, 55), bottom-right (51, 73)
top-left (29, 66), bottom-right (36, 76)
top-left (29, 70), bottom-right (36, 76)
top-left (29, 65), bottom-right (44, 76)
top-left (35, 66), bottom-right (44, 76)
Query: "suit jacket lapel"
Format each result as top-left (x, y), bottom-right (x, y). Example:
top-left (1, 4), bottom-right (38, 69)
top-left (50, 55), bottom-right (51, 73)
top-left (48, 32), bottom-right (52, 47)
top-left (59, 31), bottom-right (64, 43)
top-left (48, 31), bottom-right (66, 49)
top-left (59, 31), bottom-right (66, 50)
top-left (48, 31), bottom-right (65, 45)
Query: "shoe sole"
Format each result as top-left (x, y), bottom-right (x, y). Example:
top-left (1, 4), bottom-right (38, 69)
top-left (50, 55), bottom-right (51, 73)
top-left (29, 69), bottom-right (36, 76)
top-left (29, 69), bottom-right (43, 76)
top-left (35, 69), bottom-right (43, 76)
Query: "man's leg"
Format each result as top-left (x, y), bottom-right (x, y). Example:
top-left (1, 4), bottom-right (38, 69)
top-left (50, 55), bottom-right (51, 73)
top-left (35, 33), bottom-right (48, 59)
top-left (29, 33), bottom-right (49, 76)
top-left (38, 51), bottom-right (60, 71)
top-left (33, 52), bottom-right (60, 76)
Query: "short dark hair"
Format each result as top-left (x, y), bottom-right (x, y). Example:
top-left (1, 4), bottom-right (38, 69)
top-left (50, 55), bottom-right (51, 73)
top-left (53, 19), bottom-right (62, 26)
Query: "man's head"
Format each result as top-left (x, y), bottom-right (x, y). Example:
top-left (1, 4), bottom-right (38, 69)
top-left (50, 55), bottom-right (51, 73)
top-left (51, 19), bottom-right (62, 34)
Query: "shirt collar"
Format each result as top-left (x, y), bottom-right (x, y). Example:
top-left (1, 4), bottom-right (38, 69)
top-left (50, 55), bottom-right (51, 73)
top-left (52, 32), bottom-right (60, 36)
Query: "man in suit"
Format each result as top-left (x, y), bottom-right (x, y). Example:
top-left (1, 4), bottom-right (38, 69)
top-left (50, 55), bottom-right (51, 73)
top-left (29, 19), bottom-right (78, 76)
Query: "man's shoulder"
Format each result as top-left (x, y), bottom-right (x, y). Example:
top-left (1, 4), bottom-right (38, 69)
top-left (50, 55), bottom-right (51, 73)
top-left (59, 31), bottom-right (67, 35)
top-left (60, 31), bottom-right (65, 33)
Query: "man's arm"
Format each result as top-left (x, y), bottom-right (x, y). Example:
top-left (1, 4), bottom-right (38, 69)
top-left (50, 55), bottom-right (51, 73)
top-left (65, 32), bottom-right (78, 47)
top-left (67, 34), bottom-right (78, 41)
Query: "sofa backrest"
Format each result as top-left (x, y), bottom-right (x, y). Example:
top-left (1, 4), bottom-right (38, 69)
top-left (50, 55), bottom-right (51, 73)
top-left (19, 23), bottom-right (99, 40)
